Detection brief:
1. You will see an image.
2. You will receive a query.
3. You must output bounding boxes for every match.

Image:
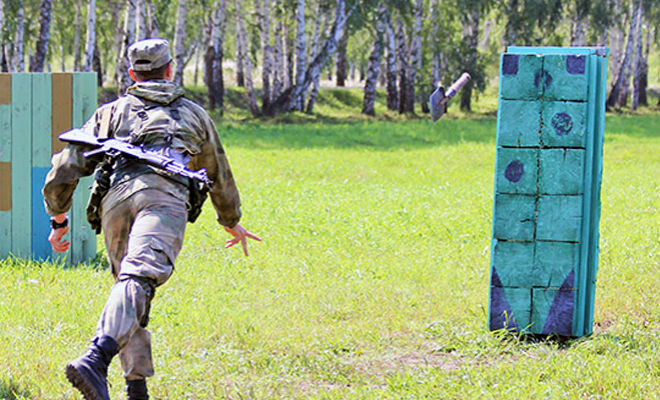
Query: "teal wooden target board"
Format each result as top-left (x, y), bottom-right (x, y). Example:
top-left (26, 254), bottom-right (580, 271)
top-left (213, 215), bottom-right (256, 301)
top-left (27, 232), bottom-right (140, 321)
top-left (489, 47), bottom-right (608, 337)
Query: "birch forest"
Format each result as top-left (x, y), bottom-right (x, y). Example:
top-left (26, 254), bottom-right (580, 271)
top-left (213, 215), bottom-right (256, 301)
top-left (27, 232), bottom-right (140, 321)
top-left (0, 0), bottom-right (658, 116)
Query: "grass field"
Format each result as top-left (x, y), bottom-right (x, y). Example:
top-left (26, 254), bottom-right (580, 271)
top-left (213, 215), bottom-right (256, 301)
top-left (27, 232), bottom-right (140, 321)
top-left (0, 101), bottom-right (659, 398)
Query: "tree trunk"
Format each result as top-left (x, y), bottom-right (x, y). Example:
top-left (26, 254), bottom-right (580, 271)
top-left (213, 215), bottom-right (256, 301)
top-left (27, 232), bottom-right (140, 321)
top-left (569, 0), bottom-right (588, 46)
top-left (503, 0), bottom-right (519, 47)
top-left (362, 6), bottom-right (387, 116)
top-left (234, 4), bottom-right (245, 87)
top-left (272, 0), bottom-right (284, 98)
top-left (284, 18), bottom-right (295, 91)
top-left (173, 0), bottom-right (188, 86)
top-left (93, 38), bottom-right (103, 86)
top-left (408, 0), bottom-right (423, 114)
top-left (146, 0), bottom-right (159, 37)
top-left (293, 0), bottom-right (307, 110)
top-left (631, 17), bottom-right (646, 109)
top-left (83, 0), bottom-right (96, 72)
top-left (617, 0), bottom-right (641, 106)
top-left (14, 1), bottom-right (25, 72)
top-left (335, 28), bottom-right (348, 86)
top-left (117, 0), bottom-right (136, 96)
top-left (235, 0), bottom-right (259, 115)
top-left (306, 4), bottom-right (329, 113)
top-left (29, 0), bottom-right (53, 72)
top-left (73, 0), bottom-right (82, 71)
top-left (135, 0), bottom-right (147, 41)
top-left (460, 7), bottom-right (480, 112)
top-left (396, 17), bottom-right (409, 113)
top-left (207, 0), bottom-right (227, 112)
top-left (607, 0), bottom-right (640, 108)
top-left (385, 11), bottom-right (397, 111)
top-left (256, 0), bottom-right (272, 112)
top-left (430, 0), bottom-right (442, 96)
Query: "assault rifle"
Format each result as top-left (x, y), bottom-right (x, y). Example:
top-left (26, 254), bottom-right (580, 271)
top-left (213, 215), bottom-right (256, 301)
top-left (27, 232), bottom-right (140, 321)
top-left (59, 129), bottom-right (212, 185)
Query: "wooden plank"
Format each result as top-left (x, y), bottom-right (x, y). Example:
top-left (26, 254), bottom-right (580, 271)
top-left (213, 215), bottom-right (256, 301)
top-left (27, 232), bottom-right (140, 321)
top-left (539, 149), bottom-right (585, 195)
top-left (31, 73), bottom-right (53, 260)
top-left (490, 287), bottom-right (532, 331)
top-left (537, 195), bottom-right (583, 242)
top-left (534, 241), bottom-right (579, 287)
top-left (495, 148), bottom-right (538, 195)
top-left (51, 73), bottom-right (73, 154)
top-left (493, 194), bottom-right (536, 241)
top-left (531, 284), bottom-right (576, 336)
top-left (500, 54), bottom-right (544, 100)
top-left (10, 73), bottom-right (32, 258)
top-left (540, 101), bottom-right (588, 148)
top-left (492, 240), bottom-right (535, 288)
top-left (0, 74), bottom-right (11, 104)
top-left (497, 100), bottom-right (541, 147)
top-left (542, 55), bottom-right (588, 101)
top-left (71, 72), bottom-right (98, 264)
top-left (0, 104), bottom-right (10, 258)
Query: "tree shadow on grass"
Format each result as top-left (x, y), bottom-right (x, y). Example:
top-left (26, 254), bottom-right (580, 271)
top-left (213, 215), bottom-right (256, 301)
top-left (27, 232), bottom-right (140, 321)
top-left (0, 380), bottom-right (33, 400)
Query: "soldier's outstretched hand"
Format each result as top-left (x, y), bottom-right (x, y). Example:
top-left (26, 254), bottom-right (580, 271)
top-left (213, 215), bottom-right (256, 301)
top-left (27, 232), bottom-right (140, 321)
top-left (48, 214), bottom-right (71, 253)
top-left (224, 223), bottom-right (262, 257)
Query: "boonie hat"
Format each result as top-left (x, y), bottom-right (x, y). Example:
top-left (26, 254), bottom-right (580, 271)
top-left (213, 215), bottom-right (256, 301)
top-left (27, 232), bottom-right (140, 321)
top-left (128, 38), bottom-right (172, 71)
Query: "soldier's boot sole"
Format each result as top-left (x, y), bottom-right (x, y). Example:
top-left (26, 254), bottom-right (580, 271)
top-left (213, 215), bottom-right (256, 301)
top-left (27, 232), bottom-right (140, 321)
top-left (65, 363), bottom-right (110, 400)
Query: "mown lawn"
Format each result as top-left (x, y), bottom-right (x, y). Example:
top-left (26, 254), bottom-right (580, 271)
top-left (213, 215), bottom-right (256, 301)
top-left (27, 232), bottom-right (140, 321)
top-left (0, 113), bottom-right (658, 399)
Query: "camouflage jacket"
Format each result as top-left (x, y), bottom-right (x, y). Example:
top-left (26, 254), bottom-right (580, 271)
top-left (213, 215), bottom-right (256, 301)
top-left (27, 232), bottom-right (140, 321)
top-left (42, 81), bottom-right (241, 227)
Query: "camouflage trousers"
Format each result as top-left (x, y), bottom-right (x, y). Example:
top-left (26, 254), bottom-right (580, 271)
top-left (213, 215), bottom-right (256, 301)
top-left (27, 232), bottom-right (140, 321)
top-left (97, 187), bottom-right (187, 380)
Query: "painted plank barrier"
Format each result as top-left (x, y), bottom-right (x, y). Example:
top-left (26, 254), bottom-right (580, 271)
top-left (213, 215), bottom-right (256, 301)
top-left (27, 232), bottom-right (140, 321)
top-left (0, 72), bottom-right (97, 264)
top-left (488, 47), bottom-right (608, 337)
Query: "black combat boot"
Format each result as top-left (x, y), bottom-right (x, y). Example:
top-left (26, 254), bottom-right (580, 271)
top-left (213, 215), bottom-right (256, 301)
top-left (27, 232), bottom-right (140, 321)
top-left (65, 335), bottom-right (119, 400)
top-left (125, 379), bottom-right (149, 400)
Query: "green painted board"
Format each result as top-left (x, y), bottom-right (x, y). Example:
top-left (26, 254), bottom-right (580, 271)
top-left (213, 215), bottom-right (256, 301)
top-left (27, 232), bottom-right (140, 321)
top-left (539, 149), bottom-right (585, 195)
top-left (496, 148), bottom-right (538, 194)
top-left (531, 287), bottom-right (576, 336)
top-left (492, 240), bottom-right (534, 288)
top-left (497, 100), bottom-right (541, 147)
top-left (493, 194), bottom-right (536, 241)
top-left (0, 105), bottom-right (11, 257)
top-left (541, 101), bottom-right (588, 148)
top-left (11, 74), bottom-right (32, 258)
top-left (500, 54), bottom-right (544, 100)
top-left (542, 55), bottom-right (588, 101)
top-left (502, 287), bottom-right (532, 330)
top-left (537, 195), bottom-right (583, 242)
top-left (534, 241), bottom-right (580, 287)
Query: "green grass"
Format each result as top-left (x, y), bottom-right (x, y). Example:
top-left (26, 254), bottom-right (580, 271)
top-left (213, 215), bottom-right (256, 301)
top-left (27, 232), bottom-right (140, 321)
top-left (1, 99), bottom-right (659, 398)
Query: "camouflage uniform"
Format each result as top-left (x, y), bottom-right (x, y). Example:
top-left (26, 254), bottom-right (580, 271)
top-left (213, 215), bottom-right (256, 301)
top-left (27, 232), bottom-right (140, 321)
top-left (43, 80), bottom-right (241, 382)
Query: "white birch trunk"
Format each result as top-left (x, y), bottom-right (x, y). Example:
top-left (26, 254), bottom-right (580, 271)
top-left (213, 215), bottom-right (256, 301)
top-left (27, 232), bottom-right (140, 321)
top-left (631, 18), bottom-right (646, 109)
top-left (396, 17), bottom-right (409, 113)
top-left (14, 1), bottom-right (25, 72)
top-left (294, 0), bottom-right (307, 110)
top-left (173, 0), bottom-right (188, 86)
top-left (135, 0), bottom-right (146, 40)
top-left (272, 0), bottom-right (284, 98)
top-left (84, 0), bottom-right (96, 72)
top-left (146, 0), bottom-right (159, 37)
top-left (256, 0), bottom-right (272, 109)
top-left (385, 11), bottom-right (397, 111)
top-left (117, 0), bottom-right (136, 95)
top-left (306, 4), bottom-right (329, 113)
top-left (430, 0), bottom-right (441, 87)
top-left (208, 0), bottom-right (227, 111)
top-left (283, 16), bottom-right (293, 90)
top-left (73, 0), bottom-right (82, 71)
top-left (235, 0), bottom-right (259, 115)
top-left (608, 0), bottom-right (640, 107)
top-left (30, 0), bottom-right (53, 72)
top-left (362, 6), bottom-right (387, 116)
top-left (407, 0), bottom-right (423, 113)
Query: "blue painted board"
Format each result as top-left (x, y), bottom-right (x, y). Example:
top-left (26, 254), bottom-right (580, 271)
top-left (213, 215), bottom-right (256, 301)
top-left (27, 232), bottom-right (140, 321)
top-left (11, 74), bottom-right (32, 258)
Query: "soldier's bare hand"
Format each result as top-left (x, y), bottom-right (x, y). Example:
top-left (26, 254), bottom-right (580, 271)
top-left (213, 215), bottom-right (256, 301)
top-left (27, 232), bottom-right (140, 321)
top-left (49, 226), bottom-right (71, 253)
top-left (224, 223), bottom-right (261, 257)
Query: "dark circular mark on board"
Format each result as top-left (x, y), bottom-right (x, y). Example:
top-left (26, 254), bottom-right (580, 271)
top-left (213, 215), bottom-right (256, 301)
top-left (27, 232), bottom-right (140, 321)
top-left (502, 54), bottom-right (519, 75)
top-left (566, 55), bottom-right (585, 74)
top-left (534, 69), bottom-right (553, 91)
top-left (551, 112), bottom-right (573, 136)
top-left (504, 160), bottom-right (524, 183)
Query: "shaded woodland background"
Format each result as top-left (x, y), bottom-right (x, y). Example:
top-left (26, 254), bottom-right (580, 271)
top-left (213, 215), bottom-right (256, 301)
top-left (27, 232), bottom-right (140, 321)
top-left (0, 0), bottom-right (658, 118)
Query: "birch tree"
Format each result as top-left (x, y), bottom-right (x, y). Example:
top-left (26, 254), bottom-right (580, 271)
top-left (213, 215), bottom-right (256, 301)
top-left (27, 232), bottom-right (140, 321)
top-left (14, 1), bottom-right (25, 72)
top-left (235, 0), bottom-right (259, 115)
top-left (206, 0), bottom-right (227, 111)
top-left (29, 0), bottom-right (53, 72)
top-left (117, 0), bottom-right (136, 95)
top-left (84, 0), bottom-right (96, 72)
top-left (335, 28), bottom-right (348, 86)
top-left (73, 0), bottom-right (82, 71)
top-left (607, 0), bottom-right (640, 108)
top-left (272, 0), bottom-right (284, 98)
top-left (385, 11), bottom-right (397, 111)
top-left (146, 0), bottom-right (159, 37)
top-left (631, 6), bottom-right (646, 109)
top-left (396, 17), bottom-right (409, 113)
top-left (255, 0), bottom-right (273, 111)
top-left (293, 0), bottom-right (307, 110)
top-left (362, 6), bottom-right (387, 116)
top-left (173, 0), bottom-right (188, 86)
top-left (306, 3), bottom-right (330, 113)
top-left (632, 24), bottom-right (651, 108)
top-left (135, 0), bottom-right (147, 41)
top-left (407, 0), bottom-right (423, 113)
